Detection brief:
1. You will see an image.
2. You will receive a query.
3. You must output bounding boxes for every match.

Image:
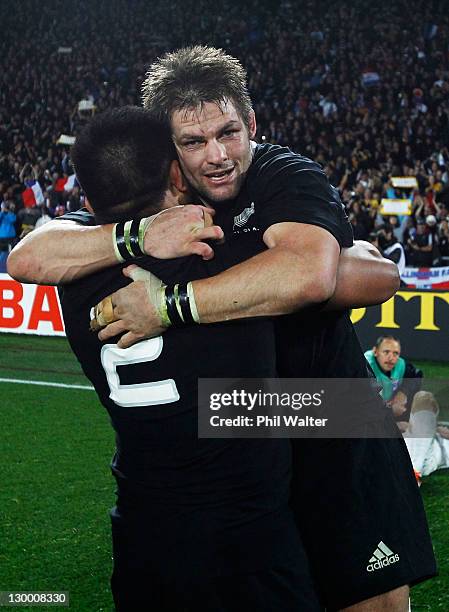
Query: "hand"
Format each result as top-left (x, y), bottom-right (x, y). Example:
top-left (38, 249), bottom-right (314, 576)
top-left (97, 266), bottom-right (167, 348)
top-left (390, 391), bottom-right (408, 418)
top-left (143, 205), bottom-right (223, 260)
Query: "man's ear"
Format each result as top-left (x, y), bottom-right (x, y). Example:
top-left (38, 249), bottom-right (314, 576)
top-left (248, 110), bottom-right (257, 139)
top-left (85, 198), bottom-right (94, 214)
top-left (169, 160), bottom-right (188, 194)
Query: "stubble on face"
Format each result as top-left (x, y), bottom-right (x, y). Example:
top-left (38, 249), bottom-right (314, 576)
top-left (375, 339), bottom-right (401, 372)
top-left (170, 100), bottom-right (256, 204)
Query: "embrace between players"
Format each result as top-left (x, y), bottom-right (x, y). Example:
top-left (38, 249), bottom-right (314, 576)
top-left (8, 47), bottom-right (436, 611)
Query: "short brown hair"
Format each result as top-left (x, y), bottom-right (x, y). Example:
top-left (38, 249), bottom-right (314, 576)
top-left (374, 335), bottom-right (401, 349)
top-left (141, 45), bottom-right (253, 129)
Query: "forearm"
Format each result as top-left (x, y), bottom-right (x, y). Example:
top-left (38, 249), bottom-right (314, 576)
top-left (7, 206), bottom-right (222, 285)
top-left (7, 221), bottom-right (116, 284)
top-left (96, 223), bottom-right (340, 347)
top-left (325, 241), bottom-right (400, 310)
top-left (192, 245), bottom-right (336, 323)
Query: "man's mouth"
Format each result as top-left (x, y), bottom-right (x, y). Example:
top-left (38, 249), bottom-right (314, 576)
top-left (204, 167), bottom-right (235, 182)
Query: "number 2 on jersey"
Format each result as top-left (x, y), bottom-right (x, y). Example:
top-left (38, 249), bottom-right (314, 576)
top-left (101, 337), bottom-right (179, 407)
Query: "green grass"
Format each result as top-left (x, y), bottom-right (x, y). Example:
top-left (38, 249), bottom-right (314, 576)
top-left (0, 335), bottom-right (114, 611)
top-left (413, 469), bottom-right (449, 610)
top-left (0, 334), bottom-right (447, 610)
top-left (0, 334), bottom-right (87, 385)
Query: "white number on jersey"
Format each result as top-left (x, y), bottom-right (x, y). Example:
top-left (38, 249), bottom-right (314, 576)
top-left (100, 337), bottom-right (179, 407)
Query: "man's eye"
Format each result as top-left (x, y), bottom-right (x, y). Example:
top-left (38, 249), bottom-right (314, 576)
top-left (185, 140), bottom-right (202, 147)
top-left (223, 129), bottom-right (238, 137)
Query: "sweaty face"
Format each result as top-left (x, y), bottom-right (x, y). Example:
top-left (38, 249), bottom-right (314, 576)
top-left (374, 339), bottom-right (401, 373)
top-left (171, 100), bottom-right (256, 203)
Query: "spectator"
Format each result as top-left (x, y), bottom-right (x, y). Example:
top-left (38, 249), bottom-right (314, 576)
top-left (438, 217), bottom-right (449, 263)
top-left (364, 335), bottom-right (423, 428)
top-left (407, 219), bottom-right (434, 266)
top-left (16, 204), bottom-right (41, 238)
top-left (34, 205), bottom-right (52, 229)
top-left (373, 225), bottom-right (406, 275)
top-left (1, 0), bottom-right (449, 270)
top-left (67, 185), bottom-right (82, 212)
top-left (0, 200), bottom-right (16, 251)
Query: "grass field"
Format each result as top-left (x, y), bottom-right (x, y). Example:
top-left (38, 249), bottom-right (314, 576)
top-left (0, 333), bottom-right (447, 611)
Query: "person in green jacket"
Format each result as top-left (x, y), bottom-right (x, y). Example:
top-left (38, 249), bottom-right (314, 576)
top-left (365, 335), bottom-right (423, 426)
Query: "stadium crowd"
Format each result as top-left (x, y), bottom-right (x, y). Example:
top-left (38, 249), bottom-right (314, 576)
top-left (1, 0), bottom-right (448, 266)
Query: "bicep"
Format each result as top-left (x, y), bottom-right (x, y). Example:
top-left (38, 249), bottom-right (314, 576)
top-left (263, 222), bottom-right (340, 296)
top-left (263, 221), bottom-right (340, 264)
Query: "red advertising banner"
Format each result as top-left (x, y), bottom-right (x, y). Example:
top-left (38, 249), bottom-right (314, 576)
top-left (0, 273), bottom-right (65, 336)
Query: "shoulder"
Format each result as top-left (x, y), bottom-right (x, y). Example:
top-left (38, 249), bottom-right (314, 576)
top-left (249, 143), bottom-right (324, 184)
top-left (246, 142), bottom-right (339, 206)
top-left (404, 359), bottom-right (423, 378)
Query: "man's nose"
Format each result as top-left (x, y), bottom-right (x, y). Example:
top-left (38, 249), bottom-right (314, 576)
top-left (205, 139), bottom-right (228, 165)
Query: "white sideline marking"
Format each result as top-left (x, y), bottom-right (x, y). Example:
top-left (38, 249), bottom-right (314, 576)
top-left (0, 377), bottom-right (94, 391)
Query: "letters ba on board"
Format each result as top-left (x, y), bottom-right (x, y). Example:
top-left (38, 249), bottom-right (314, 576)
top-left (1, 275), bottom-right (448, 361)
top-left (0, 274), bottom-right (65, 336)
top-left (351, 289), bottom-right (449, 361)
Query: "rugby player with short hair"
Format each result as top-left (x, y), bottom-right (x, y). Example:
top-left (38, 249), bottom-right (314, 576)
top-left (60, 105), bottom-right (322, 611)
top-left (8, 46), bottom-right (436, 610)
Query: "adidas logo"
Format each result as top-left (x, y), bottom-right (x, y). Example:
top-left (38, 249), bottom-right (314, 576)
top-left (366, 541), bottom-right (400, 572)
top-left (233, 202), bottom-right (255, 229)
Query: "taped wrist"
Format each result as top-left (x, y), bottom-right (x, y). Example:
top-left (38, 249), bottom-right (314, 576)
top-left (112, 206), bottom-right (189, 263)
top-left (112, 216), bottom-right (159, 263)
top-left (159, 282), bottom-right (200, 328)
top-left (126, 266), bottom-right (171, 328)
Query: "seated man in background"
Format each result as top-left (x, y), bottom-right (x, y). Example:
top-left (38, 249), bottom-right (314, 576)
top-left (364, 335), bottom-right (423, 427)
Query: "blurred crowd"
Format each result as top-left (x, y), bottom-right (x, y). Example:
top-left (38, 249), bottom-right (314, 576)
top-left (1, 0), bottom-right (448, 267)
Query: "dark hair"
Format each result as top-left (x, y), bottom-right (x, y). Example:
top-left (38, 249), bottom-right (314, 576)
top-left (374, 335), bottom-right (401, 349)
top-left (142, 46), bottom-right (253, 129)
top-left (71, 106), bottom-right (176, 224)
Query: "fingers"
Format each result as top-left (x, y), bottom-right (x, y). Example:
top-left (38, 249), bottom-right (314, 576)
top-left (198, 206), bottom-right (215, 228)
top-left (197, 205), bottom-right (215, 217)
top-left (193, 225), bottom-right (224, 241)
top-left (188, 241), bottom-right (214, 260)
top-left (90, 294), bottom-right (116, 331)
top-left (117, 332), bottom-right (141, 349)
top-left (122, 264), bottom-right (138, 278)
top-left (98, 320), bottom-right (127, 342)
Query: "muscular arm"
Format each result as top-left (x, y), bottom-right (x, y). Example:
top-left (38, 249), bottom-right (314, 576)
top-left (192, 222), bottom-right (339, 322)
top-left (6, 206), bottom-right (223, 284)
top-left (326, 240), bottom-right (399, 310)
top-left (99, 222), bottom-right (340, 346)
top-left (98, 233), bottom-right (398, 348)
top-left (7, 220), bottom-right (117, 284)
top-left (196, 238), bottom-right (399, 321)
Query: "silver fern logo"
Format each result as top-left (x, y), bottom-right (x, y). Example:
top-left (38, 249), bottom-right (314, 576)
top-left (233, 202), bottom-right (255, 229)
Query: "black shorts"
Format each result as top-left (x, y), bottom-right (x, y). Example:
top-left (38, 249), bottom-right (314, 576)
top-left (110, 505), bottom-right (322, 611)
top-left (111, 564), bottom-right (322, 611)
top-left (291, 415), bottom-right (437, 610)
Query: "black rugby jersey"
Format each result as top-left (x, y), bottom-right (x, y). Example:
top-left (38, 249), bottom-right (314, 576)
top-left (212, 142), bottom-right (353, 248)
top-left (207, 144), bottom-right (381, 382)
top-left (58, 209), bottom-right (300, 578)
